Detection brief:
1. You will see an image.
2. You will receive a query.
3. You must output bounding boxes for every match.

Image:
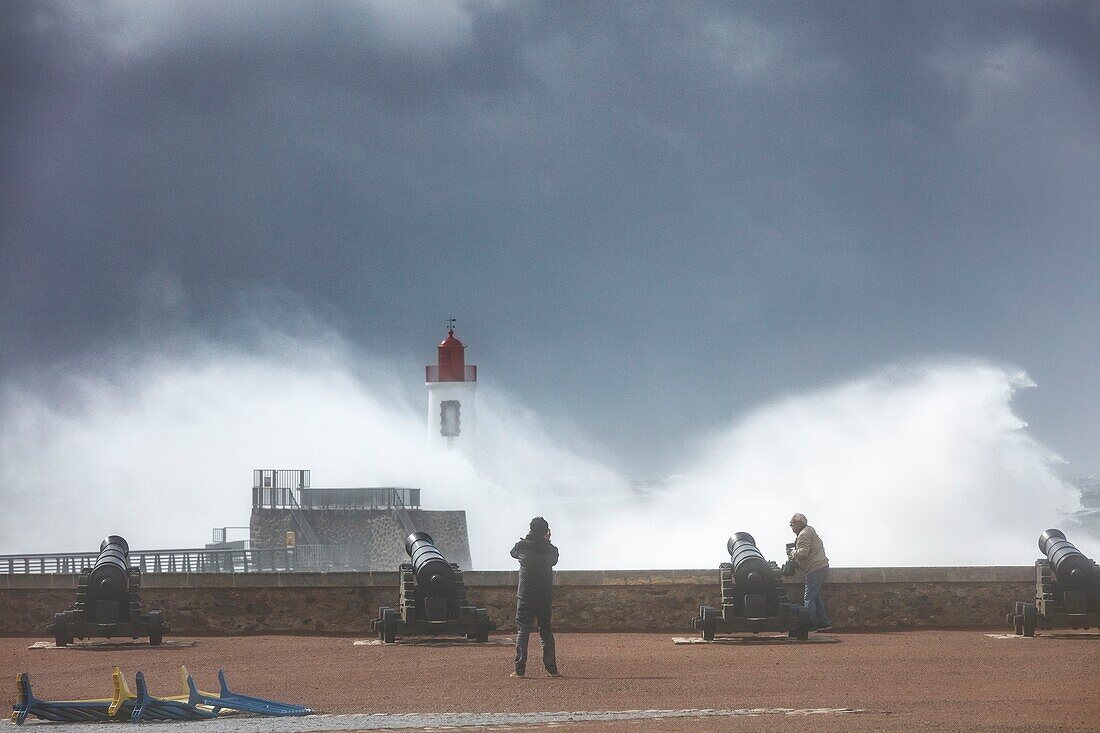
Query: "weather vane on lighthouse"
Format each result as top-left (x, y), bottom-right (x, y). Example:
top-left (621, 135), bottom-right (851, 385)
top-left (445, 317), bottom-right (456, 333)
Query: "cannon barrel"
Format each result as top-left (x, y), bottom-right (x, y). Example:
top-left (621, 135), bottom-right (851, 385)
top-left (726, 532), bottom-right (771, 593)
top-left (88, 535), bottom-right (130, 601)
top-left (1039, 529), bottom-right (1094, 589)
top-left (405, 532), bottom-right (455, 597)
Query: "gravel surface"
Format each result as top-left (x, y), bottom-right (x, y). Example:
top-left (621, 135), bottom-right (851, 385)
top-left (4, 630), bottom-right (1098, 731)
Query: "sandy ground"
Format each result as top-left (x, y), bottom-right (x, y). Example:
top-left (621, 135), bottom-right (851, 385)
top-left (3, 630), bottom-right (1098, 731)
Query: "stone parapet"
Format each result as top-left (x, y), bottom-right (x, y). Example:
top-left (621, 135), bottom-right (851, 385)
top-left (0, 567), bottom-right (1038, 635)
top-left (250, 508), bottom-right (472, 570)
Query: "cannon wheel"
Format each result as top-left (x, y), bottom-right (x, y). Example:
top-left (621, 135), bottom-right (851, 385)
top-left (700, 605), bottom-right (716, 641)
top-left (1022, 603), bottom-right (1037, 637)
top-left (795, 607), bottom-right (811, 640)
top-left (376, 607), bottom-right (392, 641)
top-left (1011, 602), bottom-right (1024, 635)
top-left (381, 608), bottom-right (398, 644)
top-left (475, 609), bottom-right (490, 642)
top-left (52, 612), bottom-right (73, 647)
top-left (148, 610), bottom-right (164, 646)
top-left (376, 608), bottom-right (390, 643)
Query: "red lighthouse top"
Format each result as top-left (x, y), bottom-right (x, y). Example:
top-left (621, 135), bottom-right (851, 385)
top-left (426, 326), bottom-right (477, 383)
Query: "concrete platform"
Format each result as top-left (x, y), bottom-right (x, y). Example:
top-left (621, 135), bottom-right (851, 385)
top-left (3, 630), bottom-right (1097, 731)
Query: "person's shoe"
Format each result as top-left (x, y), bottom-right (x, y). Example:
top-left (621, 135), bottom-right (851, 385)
top-left (510, 671), bottom-right (524, 678)
top-left (547, 670), bottom-right (561, 677)
top-left (814, 624), bottom-right (833, 632)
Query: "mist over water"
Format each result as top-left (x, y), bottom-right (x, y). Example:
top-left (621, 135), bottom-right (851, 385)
top-left (582, 363), bottom-right (1083, 567)
top-left (0, 335), bottom-right (1082, 568)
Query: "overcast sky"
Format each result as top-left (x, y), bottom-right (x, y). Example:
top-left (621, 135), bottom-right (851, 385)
top-left (3, 1), bottom-right (1099, 478)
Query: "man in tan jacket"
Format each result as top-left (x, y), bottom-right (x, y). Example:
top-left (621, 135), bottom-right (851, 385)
top-left (787, 513), bottom-right (832, 631)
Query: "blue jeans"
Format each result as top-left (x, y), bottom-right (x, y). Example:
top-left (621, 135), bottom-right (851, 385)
top-left (514, 601), bottom-right (557, 674)
top-left (803, 567), bottom-right (831, 628)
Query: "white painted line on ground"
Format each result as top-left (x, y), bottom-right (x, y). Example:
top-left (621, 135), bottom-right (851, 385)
top-left (986, 632), bottom-right (1100, 640)
top-left (18, 706), bottom-right (869, 731)
top-left (353, 638), bottom-right (514, 647)
top-left (27, 640), bottom-right (197, 650)
top-left (671, 635), bottom-right (839, 644)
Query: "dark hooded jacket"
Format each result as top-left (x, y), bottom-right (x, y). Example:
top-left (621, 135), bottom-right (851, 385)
top-left (510, 536), bottom-right (559, 604)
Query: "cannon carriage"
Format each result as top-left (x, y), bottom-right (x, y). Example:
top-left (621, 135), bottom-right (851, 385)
top-left (1009, 529), bottom-right (1099, 636)
top-left (692, 532), bottom-right (811, 641)
top-left (372, 532), bottom-right (495, 643)
top-left (46, 536), bottom-right (168, 646)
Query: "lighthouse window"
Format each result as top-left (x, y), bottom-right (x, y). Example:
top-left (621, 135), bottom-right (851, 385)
top-left (440, 400), bottom-right (461, 437)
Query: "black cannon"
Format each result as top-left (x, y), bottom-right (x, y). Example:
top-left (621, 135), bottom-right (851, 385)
top-left (372, 532), bottom-right (495, 643)
top-left (1009, 529), bottom-right (1099, 636)
top-left (46, 536), bottom-right (167, 646)
top-left (692, 532), bottom-right (811, 640)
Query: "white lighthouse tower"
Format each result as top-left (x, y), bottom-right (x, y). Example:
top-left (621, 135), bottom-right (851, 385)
top-left (426, 320), bottom-right (477, 455)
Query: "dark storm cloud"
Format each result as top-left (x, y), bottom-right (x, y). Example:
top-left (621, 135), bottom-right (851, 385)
top-left (2, 1), bottom-right (1098, 474)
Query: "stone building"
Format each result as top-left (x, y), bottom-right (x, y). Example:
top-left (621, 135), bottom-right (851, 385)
top-left (249, 469), bottom-right (472, 571)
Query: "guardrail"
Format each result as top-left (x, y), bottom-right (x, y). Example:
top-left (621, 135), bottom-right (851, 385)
top-left (211, 526), bottom-right (251, 545)
top-left (299, 487), bottom-right (421, 509)
top-left (0, 545), bottom-right (370, 574)
top-left (254, 486), bottom-right (421, 510)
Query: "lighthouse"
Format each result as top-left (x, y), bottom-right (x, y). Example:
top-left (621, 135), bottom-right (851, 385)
top-left (426, 320), bottom-right (477, 455)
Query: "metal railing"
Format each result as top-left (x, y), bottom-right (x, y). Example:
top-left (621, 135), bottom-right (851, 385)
top-left (299, 487), bottom-right (421, 509)
top-left (254, 486), bottom-right (420, 510)
top-left (211, 526), bottom-right (251, 545)
top-left (251, 469), bottom-right (310, 508)
top-left (286, 489), bottom-right (321, 545)
top-left (0, 544), bottom-right (370, 574)
top-left (254, 469), bottom-right (310, 490)
top-left (0, 553), bottom-right (93, 575)
top-left (393, 505), bottom-right (416, 535)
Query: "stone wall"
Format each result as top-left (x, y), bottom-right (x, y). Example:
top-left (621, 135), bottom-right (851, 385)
top-left (0, 567), bottom-right (1037, 636)
top-left (250, 509), bottom-right (472, 570)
